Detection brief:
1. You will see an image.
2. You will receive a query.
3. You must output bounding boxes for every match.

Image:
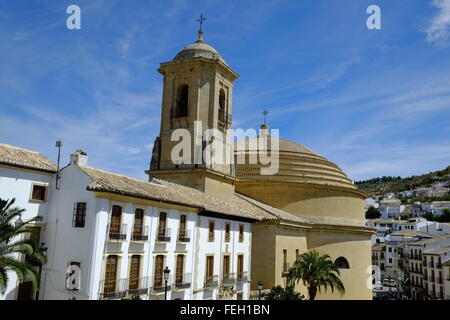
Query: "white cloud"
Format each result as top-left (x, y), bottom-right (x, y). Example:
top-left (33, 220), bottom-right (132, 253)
top-left (426, 0), bottom-right (450, 45)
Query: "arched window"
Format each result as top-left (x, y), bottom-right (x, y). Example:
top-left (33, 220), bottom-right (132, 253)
top-left (175, 85), bottom-right (188, 117)
top-left (334, 257), bottom-right (350, 269)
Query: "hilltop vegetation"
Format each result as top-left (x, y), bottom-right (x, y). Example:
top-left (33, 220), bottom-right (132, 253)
top-left (355, 165), bottom-right (450, 196)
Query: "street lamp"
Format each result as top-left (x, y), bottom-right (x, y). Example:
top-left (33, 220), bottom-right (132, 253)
top-left (163, 267), bottom-right (170, 300)
top-left (35, 243), bottom-right (48, 300)
top-left (257, 281), bottom-right (264, 300)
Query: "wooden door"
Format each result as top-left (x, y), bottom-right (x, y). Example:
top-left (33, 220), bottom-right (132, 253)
top-left (237, 255), bottom-right (244, 275)
top-left (129, 255), bottom-right (140, 290)
top-left (154, 255), bottom-right (164, 288)
top-left (206, 256), bottom-right (214, 279)
top-left (175, 255), bottom-right (184, 284)
top-left (104, 255), bottom-right (118, 294)
top-left (223, 255), bottom-right (230, 277)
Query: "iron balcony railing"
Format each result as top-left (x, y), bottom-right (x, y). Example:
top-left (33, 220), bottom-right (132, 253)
top-left (99, 278), bottom-right (127, 299)
top-left (127, 277), bottom-right (149, 296)
top-left (436, 263), bottom-right (442, 269)
top-left (204, 275), bottom-right (219, 288)
top-left (436, 277), bottom-right (442, 284)
top-left (429, 262), bottom-right (435, 268)
top-left (177, 229), bottom-right (191, 243)
top-left (156, 228), bottom-right (171, 242)
top-left (429, 276), bottom-right (434, 282)
top-left (237, 271), bottom-right (248, 283)
top-left (174, 273), bottom-right (192, 289)
top-left (108, 223), bottom-right (127, 240)
top-left (131, 225), bottom-right (149, 241)
top-left (222, 273), bottom-right (236, 284)
top-left (152, 275), bottom-right (172, 293)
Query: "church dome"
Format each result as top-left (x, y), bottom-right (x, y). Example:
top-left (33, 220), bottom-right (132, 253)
top-left (234, 131), bottom-right (358, 191)
top-left (172, 30), bottom-right (227, 65)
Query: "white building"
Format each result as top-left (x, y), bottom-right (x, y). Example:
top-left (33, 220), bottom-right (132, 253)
top-left (0, 143), bottom-right (57, 300)
top-left (2, 146), bottom-right (277, 300)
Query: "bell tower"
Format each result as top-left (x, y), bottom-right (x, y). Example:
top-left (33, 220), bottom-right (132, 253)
top-left (146, 27), bottom-right (239, 200)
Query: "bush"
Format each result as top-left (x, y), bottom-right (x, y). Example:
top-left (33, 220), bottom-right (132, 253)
top-left (263, 285), bottom-right (304, 300)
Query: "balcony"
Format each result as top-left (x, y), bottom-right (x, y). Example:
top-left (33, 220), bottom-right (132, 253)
top-left (222, 273), bottom-right (236, 285)
top-left (174, 273), bottom-right (191, 289)
top-left (436, 263), bottom-right (442, 269)
top-left (429, 276), bottom-right (434, 282)
top-left (152, 275), bottom-right (172, 293)
top-left (429, 262), bottom-right (435, 268)
top-left (436, 277), bottom-right (442, 284)
top-left (99, 279), bottom-right (127, 299)
top-left (177, 229), bottom-right (191, 243)
top-left (131, 226), bottom-right (149, 241)
top-left (108, 223), bottom-right (127, 241)
top-left (204, 275), bottom-right (219, 288)
top-left (156, 228), bottom-right (171, 242)
top-left (237, 271), bottom-right (248, 283)
top-left (127, 277), bottom-right (149, 296)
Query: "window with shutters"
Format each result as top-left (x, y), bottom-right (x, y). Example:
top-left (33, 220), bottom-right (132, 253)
top-left (237, 255), bottom-right (244, 275)
top-left (129, 255), bottom-right (141, 290)
top-left (72, 202), bottom-right (86, 228)
top-left (104, 255), bottom-right (118, 295)
top-left (208, 220), bottom-right (215, 242)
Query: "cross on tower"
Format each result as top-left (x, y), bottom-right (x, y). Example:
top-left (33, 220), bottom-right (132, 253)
top-left (262, 110), bottom-right (269, 124)
top-left (197, 12), bottom-right (207, 31)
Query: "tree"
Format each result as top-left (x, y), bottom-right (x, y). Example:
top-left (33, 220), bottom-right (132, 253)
top-left (365, 206), bottom-right (381, 219)
top-left (263, 285), bottom-right (304, 300)
top-left (0, 198), bottom-right (46, 294)
top-left (436, 209), bottom-right (450, 223)
top-left (287, 250), bottom-right (345, 301)
top-left (423, 211), bottom-right (435, 221)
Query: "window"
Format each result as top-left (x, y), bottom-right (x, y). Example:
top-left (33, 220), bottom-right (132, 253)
top-left (236, 292), bottom-right (243, 300)
top-left (208, 220), bottom-right (215, 241)
top-left (225, 223), bottom-right (231, 242)
top-left (129, 255), bottom-right (141, 290)
top-left (239, 224), bottom-right (244, 242)
top-left (334, 257), bottom-right (350, 269)
top-left (31, 184), bottom-right (46, 201)
top-left (175, 254), bottom-right (184, 285)
top-left (72, 202), bottom-right (86, 228)
top-left (104, 255), bottom-right (118, 295)
top-left (133, 208), bottom-right (144, 238)
top-left (388, 247), bottom-right (392, 252)
top-left (174, 85), bottom-right (188, 117)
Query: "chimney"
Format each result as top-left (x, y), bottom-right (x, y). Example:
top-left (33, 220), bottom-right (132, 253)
top-left (70, 149), bottom-right (88, 166)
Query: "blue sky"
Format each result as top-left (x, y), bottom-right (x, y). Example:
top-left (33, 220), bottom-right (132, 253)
top-left (1, 0), bottom-right (450, 181)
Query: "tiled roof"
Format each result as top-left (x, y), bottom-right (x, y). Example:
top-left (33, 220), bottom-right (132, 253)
top-left (423, 246), bottom-right (450, 255)
top-left (0, 143), bottom-right (57, 173)
top-left (80, 166), bottom-right (277, 221)
top-left (390, 230), bottom-right (435, 238)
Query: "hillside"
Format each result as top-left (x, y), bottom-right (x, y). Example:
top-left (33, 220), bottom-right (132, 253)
top-left (354, 165), bottom-right (450, 195)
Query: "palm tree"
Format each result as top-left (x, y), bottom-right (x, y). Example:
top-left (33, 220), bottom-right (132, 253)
top-left (287, 250), bottom-right (345, 301)
top-left (0, 198), bottom-right (46, 295)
